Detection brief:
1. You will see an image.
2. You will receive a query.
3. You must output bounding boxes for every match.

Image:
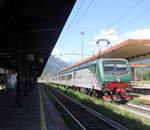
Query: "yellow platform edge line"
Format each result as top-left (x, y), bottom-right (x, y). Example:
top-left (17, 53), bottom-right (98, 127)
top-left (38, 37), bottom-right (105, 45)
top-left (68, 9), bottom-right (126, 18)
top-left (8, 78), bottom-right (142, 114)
top-left (39, 87), bottom-right (47, 130)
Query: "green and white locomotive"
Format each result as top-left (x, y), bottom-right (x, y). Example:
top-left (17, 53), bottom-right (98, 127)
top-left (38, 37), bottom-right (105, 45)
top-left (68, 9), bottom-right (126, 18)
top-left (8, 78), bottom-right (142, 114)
top-left (50, 58), bottom-right (133, 101)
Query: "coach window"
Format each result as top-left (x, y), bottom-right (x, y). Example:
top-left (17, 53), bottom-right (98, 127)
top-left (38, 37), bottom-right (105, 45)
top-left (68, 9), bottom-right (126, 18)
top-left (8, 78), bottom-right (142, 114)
top-left (93, 66), bottom-right (96, 73)
top-left (61, 76), bottom-right (65, 80)
top-left (91, 66), bottom-right (96, 74)
top-left (67, 74), bottom-right (72, 80)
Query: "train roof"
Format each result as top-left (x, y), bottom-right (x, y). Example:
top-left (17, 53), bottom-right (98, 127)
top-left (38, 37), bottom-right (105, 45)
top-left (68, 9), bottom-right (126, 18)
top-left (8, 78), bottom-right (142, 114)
top-left (56, 58), bottom-right (128, 75)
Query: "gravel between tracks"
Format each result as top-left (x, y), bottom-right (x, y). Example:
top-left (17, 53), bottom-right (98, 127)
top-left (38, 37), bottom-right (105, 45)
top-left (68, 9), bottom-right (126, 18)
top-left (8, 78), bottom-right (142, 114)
top-left (45, 86), bottom-right (128, 130)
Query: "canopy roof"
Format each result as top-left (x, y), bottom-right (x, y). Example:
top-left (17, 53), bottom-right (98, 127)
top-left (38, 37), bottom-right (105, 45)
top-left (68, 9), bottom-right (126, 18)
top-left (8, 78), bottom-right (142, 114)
top-left (59, 39), bottom-right (150, 73)
top-left (131, 64), bottom-right (150, 68)
top-left (99, 39), bottom-right (150, 62)
top-left (0, 0), bottom-right (76, 77)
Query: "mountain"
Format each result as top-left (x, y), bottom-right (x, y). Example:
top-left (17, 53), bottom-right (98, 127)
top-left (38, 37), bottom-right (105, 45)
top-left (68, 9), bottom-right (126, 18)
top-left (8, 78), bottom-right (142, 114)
top-left (131, 58), bottom-right (150, 64)
top-left (43, 55), bottom-right (70, 73)
top-left (43, 56), bottom-right (150, 73)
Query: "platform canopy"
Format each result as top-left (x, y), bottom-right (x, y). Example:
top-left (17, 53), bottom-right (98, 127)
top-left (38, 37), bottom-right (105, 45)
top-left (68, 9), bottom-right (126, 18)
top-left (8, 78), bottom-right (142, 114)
top-left (0, 0), bottom-right (76, 77)
top-left (60, 39), bottom-right (150, 73)
top-left (131, 64), bottom-right (150, 68)
top-left (82, 39), bottom-right (150, 64)
top-left (98, 39), bottom-right (150, 62)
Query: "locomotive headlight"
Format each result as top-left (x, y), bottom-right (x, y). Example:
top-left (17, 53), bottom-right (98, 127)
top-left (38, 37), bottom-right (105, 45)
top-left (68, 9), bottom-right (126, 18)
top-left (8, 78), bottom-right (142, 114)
top-left (116, 78), bottom-right (120, 82)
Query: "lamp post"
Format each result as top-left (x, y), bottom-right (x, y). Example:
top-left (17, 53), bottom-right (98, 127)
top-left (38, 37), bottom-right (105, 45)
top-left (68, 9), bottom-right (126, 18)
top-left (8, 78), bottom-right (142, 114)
top-left (80, 31), bottom-right (84, 60)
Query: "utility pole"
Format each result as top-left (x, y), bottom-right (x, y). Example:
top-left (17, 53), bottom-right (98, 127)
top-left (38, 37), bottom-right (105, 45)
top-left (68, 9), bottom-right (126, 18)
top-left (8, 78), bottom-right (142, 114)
top-left (80, 31), bottom-right (84, 60)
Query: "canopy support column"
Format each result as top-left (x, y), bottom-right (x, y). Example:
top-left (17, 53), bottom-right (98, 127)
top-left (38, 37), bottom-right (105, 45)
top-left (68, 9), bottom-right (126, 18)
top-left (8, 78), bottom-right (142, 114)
top-left (14, 46), bottom-right (23, 108)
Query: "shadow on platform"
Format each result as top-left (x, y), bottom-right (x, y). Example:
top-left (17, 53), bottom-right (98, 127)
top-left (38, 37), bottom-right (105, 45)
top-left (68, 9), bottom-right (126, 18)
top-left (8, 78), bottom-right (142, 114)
top-left (0, 84), bottom-right (68, 130)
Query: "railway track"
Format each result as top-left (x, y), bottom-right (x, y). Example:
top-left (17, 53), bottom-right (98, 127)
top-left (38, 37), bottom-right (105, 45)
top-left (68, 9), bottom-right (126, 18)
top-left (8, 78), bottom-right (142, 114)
top-left (127, 103), bottom-right (150, 112)
top-left (118, 103), bottom-right (150, 119)
top-left (44, 85), bottom-right (128, 130)
top-left (132, 88), bottom-right (150, 94)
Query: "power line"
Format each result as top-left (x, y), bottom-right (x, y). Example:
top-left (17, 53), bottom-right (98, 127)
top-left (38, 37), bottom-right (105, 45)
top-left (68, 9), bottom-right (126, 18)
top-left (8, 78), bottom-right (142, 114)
top-left (67, 0), bottom-right (86, 31)
top-left (60, 0), bottom-right (95, 48)
top-left (61, 0), bottom-right (85, 43)
top-left (59, 0), bottom-right (147, 55)
top-left (91, 0), bottom-right (144, 55)
top-left (73, 0), bottom-right (95, 27)
top-left (116, 7), bottom-right (150, 31)
top-left (108, 0), bottom-right (143, 28)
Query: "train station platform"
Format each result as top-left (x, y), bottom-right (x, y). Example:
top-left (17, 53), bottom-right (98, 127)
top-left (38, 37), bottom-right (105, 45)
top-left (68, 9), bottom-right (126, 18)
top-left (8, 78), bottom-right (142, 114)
top-left (0, 84), bottom-right (68, 130)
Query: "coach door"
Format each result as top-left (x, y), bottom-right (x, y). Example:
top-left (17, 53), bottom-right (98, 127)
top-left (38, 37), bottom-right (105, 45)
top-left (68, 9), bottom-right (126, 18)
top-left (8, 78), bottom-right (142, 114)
top-left (91, 66), bottom-right (98, 89)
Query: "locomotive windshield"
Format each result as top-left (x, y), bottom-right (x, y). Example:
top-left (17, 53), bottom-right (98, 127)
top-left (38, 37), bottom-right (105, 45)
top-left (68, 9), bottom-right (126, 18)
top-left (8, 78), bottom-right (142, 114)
top-left (103, 61), bottom-right (128, 74)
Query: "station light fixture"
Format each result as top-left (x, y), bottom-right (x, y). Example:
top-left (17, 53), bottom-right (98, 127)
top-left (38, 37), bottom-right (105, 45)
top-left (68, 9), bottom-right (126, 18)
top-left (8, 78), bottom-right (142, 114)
top-left (38, 57), bottom-right (44, 63)
top-left (27, 54), bottom-right (35, 61)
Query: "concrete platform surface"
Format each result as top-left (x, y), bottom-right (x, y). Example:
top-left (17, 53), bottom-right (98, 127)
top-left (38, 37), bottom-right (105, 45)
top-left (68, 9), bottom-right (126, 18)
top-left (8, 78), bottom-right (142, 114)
top-left (0, 84), bottom-right (68, 130)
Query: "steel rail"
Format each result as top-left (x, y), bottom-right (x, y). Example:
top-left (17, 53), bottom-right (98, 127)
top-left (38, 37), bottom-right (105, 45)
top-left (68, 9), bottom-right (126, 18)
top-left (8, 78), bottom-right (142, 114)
top-left (117, 103), bottom-right (150, 119)
top-left (127, 103), bottom-right (150, 112)
top-left (46, 87), bottom-right (86, 130)
top-left (45, 85), bottom-right (128, 130)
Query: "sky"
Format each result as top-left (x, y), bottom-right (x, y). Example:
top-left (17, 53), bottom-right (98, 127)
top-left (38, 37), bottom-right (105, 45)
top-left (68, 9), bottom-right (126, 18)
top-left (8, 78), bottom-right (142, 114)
top-left (51, 0), bottom-right (150, 64)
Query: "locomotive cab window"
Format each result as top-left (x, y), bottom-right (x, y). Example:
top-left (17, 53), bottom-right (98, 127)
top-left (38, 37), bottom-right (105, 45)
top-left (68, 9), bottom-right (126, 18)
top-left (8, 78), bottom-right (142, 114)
top-left (103, 61), bottom-right (128, 74)
top-left (91, 66), bottom-right (96, 74)
top-left (116, 63), bottom-right (127, 72)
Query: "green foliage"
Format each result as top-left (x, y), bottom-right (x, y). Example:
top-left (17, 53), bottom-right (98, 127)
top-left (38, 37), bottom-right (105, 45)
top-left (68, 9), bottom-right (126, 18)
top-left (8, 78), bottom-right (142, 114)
top-left (129, 99), bottom-right (143, 105)
top-left (47, 83), bottom-right (150, 130)
top-left (136, 80), bottom-right (150, 84)
top-left (136, 68), bottom-right (150, 80)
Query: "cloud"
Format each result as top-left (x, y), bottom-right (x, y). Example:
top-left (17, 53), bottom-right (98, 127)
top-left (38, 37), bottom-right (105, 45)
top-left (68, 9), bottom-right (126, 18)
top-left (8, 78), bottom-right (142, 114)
top-left (51, 48), bottom-right (73, 63)
top-left (126, 29), bottom-right (150, 39)
top-left (94, 29), bottom-right (124, 45)
top-left (89, 41), bottom-right (95, 45)
top-left (52, 28), bottom-right (150, 64)
top-left (92, 28), bottom-right (150, 46)
top-left (60, 56), bottom-right (71, 62)
top-left (89, 28), bottom-right (150, 55)
top-left (89, 29), bottom-right (124, 54)
top-left (51, 48), bottom-right (60, 55)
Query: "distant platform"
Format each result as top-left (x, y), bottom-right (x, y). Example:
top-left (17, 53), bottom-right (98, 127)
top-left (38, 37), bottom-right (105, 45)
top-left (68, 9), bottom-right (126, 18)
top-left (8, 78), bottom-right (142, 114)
top-left (133, 84), bottom-right (150, 89)
top-left (131, 93), bottom-right (150, 104)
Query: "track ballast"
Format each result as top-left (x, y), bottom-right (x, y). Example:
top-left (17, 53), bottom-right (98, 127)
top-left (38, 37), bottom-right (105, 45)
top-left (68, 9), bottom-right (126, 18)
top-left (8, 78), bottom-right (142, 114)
top-left (44, 84), bottom-right (128, 130)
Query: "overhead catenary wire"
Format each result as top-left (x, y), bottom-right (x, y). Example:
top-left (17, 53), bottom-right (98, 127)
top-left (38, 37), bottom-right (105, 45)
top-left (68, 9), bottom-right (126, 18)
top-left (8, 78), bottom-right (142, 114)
top-left (86, 0), bottom-right (144, 56)
top-left (59, 0), bottom-right (95, 50)
top-left (60, 0), bottom-right (86, 45)
top-left (67, 0), bottom-right (86, 32)
top-left (116, 6), bottom-right (150, 31)
top-left (96, 0), bottom-right (146, 48)
top-left (108, 0), bottom-right (143, 28)
top-left (70, 0), bottom-right (96, 31)
top-left (57, 0), bottom-right (149, 61)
